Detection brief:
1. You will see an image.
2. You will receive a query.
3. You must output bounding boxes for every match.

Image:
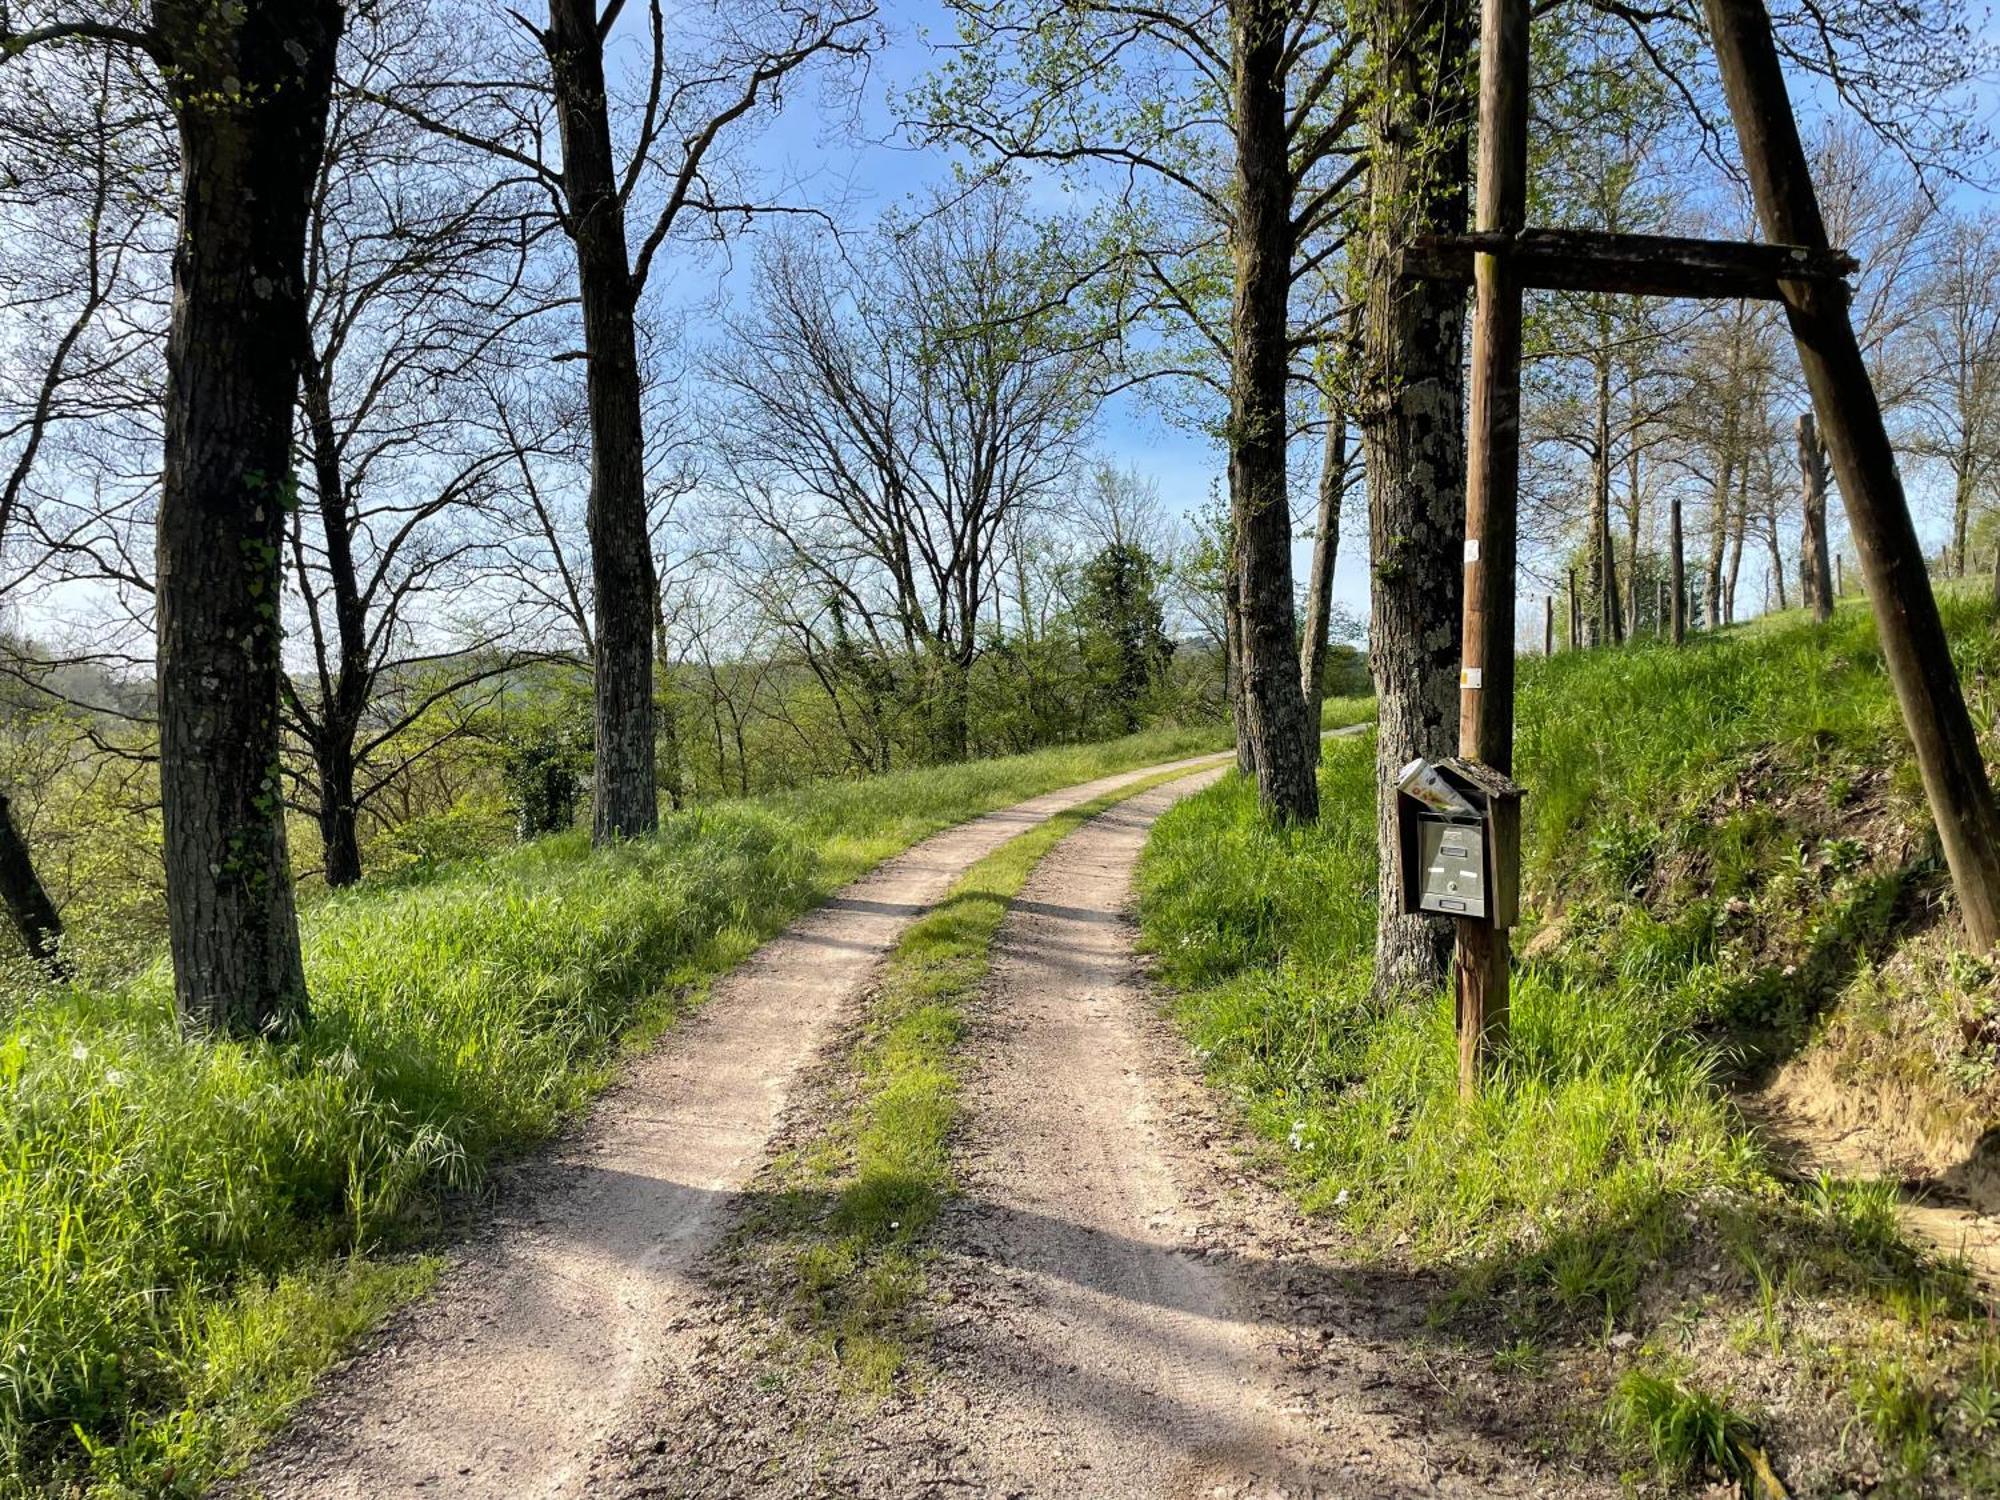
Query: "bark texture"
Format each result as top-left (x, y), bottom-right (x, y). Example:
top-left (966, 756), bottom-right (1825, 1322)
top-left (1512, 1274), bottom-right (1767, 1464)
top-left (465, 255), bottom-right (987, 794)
top-left (1359, 0), bottom-right (1472, 1000)
top-left (1226, 0), bottom-right (1315, 823)
top-left (549, 0), bottom-right (658, 841)
top-left (153, 0), bottom-right (342, 1036)
top-left (1669, 496), bottom-right (1686, 643)
top-left (1798, 412), bottom-right (1833, 623)
top-left (0, 786), bottom-right (66, 980)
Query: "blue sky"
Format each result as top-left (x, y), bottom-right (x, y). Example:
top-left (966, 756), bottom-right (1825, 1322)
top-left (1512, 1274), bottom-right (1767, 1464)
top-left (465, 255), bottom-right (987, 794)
top-left (644, 0), bottom-right (2000, 645)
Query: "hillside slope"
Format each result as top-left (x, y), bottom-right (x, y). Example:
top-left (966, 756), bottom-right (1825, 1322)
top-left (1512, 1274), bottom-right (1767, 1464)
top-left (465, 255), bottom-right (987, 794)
top-left (1139, 592), bottom-right (2000, 1496)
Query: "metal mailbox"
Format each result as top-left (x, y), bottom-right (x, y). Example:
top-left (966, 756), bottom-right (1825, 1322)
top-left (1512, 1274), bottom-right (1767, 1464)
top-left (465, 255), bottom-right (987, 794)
top-left (1394, 757), bottom-right (1521, 929)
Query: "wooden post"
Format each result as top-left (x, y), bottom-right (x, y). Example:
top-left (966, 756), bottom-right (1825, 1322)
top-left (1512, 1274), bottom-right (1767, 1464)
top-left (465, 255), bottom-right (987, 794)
top-left (1454, 0), bottom-right (1529, 1099)
top-left (1705, 0), bottom-right (2000, 953)
top-left (1669, 497), bottom-right (1686, 644)
top-left (1836, 552), bottom-right (1844, 597)
top-left (1568, 567), bottom-right (1579, 649)
top-left (1657, 576), bottom-right (1668, 637)
top-left (1544, 593), bottom-right (1554, 656)
top-left (1991, 547), bottom-right (1999, 612)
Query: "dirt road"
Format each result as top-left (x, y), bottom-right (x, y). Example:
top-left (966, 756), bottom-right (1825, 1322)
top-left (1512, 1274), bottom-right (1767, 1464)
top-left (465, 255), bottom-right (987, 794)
top-left (240, 751), bottom-right (1234, 1500)
top-left (605, 751), bottom-right (1599, 1498)
top-left (247, 733), bottom-right (1598, 1498)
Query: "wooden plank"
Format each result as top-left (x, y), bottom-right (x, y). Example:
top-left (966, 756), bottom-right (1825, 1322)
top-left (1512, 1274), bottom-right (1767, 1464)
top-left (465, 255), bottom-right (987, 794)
top-left (1455, 0), bottom-right (1530, 1099)
top-left (1407, 227), bottom-right (1856, 300)
top-left (1704, 0), bottom-right (2000, 953)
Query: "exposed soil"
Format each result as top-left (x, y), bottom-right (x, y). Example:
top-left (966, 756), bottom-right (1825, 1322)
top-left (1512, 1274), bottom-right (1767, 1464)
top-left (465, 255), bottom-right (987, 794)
top-left (604, 757), bottom-right (1608, 1498)
top-left (235, 750), bottom-right (1235, 1500)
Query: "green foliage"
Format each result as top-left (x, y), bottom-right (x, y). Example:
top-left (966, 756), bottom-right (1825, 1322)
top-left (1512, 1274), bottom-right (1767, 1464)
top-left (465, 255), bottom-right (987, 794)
top-left (0, 720), bottom-right (1228, 1495)
top-left (1074, 542), bottom-right (1175, 732)
top-left (497, 718), bottom-right (592, 839)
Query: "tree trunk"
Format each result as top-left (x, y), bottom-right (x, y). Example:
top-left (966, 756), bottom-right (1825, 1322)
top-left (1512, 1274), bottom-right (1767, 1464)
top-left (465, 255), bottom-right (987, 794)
top-left (1724, 457), bottom-right (1749, 623)
top-left (1360, 0), bottom-right (1472, 1000)
top-left (1227, 0), bottom-right (1315, 824)
top-left (299, 357), bottom-right (371, 889)
top-left (1299, 409), bottom-right (1348, 754)
top-left (153, 0), bottom-right (341, 1037)
top-left (1764, 509), bottom-right (1788, 611)
top-left (1624, 420), bottom-right (1644, 633)
top-left (0, 785), bottom-right (67, 980)
top-left (652, 589), bottom-right (686, 812)
top-left (548, 0), bottom-right (658, 842)
top-left (1798, 412), bottom-right (1833, 623)
top-left (1223, 554), bottom-right (1253, 776)
top-left (314, 733), bottom-right (362, 890)
top-left (1669, 496), bottom-right (1686, 643)
top-left (1591, 320), bottom-right (1624, 645)
top-left (1953, 448), bottom-right (1974, 578)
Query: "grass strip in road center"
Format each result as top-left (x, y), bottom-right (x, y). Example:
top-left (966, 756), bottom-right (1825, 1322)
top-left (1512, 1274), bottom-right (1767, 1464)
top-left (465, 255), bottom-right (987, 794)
top-left (748, 765), bottom-right (1204, 1391)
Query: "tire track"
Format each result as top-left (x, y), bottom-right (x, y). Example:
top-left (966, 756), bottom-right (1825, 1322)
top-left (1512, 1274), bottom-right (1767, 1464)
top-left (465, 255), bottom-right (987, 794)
top-left (239, 750), bottom-right (1236, 1500)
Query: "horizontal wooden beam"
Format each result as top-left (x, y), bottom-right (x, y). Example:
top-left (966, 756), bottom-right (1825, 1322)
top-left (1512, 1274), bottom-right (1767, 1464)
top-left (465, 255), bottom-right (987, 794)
top-left (1405, 227), bottom-right (1857, 301)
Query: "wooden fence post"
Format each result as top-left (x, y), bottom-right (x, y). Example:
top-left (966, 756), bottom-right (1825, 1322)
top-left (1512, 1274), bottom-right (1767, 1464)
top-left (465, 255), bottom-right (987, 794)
top-left (1704, 0), bottom-right (2000, 952)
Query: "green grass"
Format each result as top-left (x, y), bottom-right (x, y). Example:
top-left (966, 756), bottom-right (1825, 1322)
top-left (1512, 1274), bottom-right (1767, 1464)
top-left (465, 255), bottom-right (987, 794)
top-left (0, 721), bottom-right (1237, 1498)
top-left (1138, 598), bottom-right (2000, 1487)
top-left (1611, 1367), bottom-right (1759, 1485)
top-left (749, 765), bottom-right (1206, 1390)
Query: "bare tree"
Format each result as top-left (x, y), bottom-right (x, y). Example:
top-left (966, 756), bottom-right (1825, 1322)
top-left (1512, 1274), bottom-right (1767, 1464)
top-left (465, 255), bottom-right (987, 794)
top-left (372, 0), bottom-right (876, 841)
top-left (713, 189), bottom-right (1106, 762)
top-left (1910, 213), bottom-right (2000, 574)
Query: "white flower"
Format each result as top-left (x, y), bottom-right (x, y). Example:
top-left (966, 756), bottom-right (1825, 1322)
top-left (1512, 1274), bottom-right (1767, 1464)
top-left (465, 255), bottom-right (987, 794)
top-left (69, 1043), bottom-right (88, 1063)
top-left (104, 1068), bottom-right (127, 1088)
top-left (1333, 1188), bottom-right (1350, 1209)
top-left (1287, 1119), bottom-right (1310, 1152)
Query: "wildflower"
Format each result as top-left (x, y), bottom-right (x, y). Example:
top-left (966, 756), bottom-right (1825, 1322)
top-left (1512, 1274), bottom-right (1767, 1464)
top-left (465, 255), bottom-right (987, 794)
top-left (69, 1042), bottom-right (88, 1063)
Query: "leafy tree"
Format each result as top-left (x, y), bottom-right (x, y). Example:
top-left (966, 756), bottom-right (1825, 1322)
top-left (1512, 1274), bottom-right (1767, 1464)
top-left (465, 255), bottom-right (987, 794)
top-left (1075, 542), bottom-right (1175, 734)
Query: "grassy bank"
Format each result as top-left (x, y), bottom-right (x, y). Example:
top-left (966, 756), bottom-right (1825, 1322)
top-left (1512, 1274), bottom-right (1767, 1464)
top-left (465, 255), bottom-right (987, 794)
top-left (1138, 600), bottom-right (2000, 1494)
top-left (1, 723), bottom-right (1234, 1498)
top-left (739, 764), bottom-right (1208, 1391)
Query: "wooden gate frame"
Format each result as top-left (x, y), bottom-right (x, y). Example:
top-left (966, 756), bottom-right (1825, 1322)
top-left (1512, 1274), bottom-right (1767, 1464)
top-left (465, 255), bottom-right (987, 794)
top-left (1415, 0), bottom-right (2000, 1097)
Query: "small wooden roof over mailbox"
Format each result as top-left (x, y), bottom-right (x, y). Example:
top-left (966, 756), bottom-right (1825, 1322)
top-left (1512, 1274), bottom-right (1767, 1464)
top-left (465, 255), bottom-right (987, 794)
top-left (1394, 757), bottom-right (1521, 931)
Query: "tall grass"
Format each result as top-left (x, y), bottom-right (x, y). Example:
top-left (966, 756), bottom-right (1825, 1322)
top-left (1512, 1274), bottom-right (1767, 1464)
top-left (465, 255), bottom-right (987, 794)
top-left (1, 721), bottom-right (1233, 1497)
top-left (1138, 740), bottom-right (1742, 1276)
top-left (1139, 599), bottom-right (2000, 1275)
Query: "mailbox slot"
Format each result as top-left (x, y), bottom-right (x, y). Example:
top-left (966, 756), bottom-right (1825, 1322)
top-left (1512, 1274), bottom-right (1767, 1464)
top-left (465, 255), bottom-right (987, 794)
top-left (1394, 757), bottom-right (1521, 928)
top-left (1416, 812), bottom-right (1486, 918)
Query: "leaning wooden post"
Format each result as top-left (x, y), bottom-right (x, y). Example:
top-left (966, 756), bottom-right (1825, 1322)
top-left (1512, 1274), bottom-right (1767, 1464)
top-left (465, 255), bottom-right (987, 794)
top-left (1454, 0), bottom-right (1530, 1098)
top-left (1705, 0), bottom-right (2000, 952)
